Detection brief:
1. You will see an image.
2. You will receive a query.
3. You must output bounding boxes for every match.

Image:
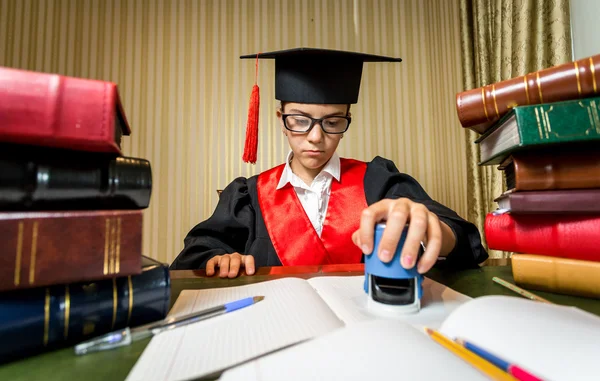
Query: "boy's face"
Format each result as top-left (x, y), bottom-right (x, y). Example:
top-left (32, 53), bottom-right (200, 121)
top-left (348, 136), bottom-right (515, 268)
top-left (277, 102), bottom-right (347, 172)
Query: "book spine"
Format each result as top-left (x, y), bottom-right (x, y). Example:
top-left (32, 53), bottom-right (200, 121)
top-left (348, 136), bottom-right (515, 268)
top-left (484, 213), bottom-right (600, 261)
top-left (0, 259), bottom-right (170, 363)
top-left (0, 210), bottom-right (143, 292)
top-left (512, 151), bottom-right (600, 191)
top-left (512, 254), bottom-right (600, 298)
top-left (456, 54), bottom-right (600, 129)
top-left (480, 97), bottom-right (600, 165)
top-left (0, 66), bottom-right (129, 154)
top-left (0, 155), bottom-right (152, 210)
top-left (516, 97), bottom-right (600, 146)
top-left (505, 190), bottom-right (600, 213)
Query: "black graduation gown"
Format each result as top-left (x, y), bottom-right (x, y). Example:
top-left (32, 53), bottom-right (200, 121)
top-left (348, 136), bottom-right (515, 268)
top-left (170, 156), bottom-right (488, 270)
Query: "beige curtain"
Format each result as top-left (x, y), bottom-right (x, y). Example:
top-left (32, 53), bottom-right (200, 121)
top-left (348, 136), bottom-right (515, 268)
top-left (459, 0), bottom-right (572, 258)
top-left (2, 0), bottom-right (468, 265)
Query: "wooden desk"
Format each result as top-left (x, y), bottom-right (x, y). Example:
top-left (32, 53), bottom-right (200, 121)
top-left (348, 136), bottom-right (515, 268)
top-left (2, 262), bottom-right (599, 381)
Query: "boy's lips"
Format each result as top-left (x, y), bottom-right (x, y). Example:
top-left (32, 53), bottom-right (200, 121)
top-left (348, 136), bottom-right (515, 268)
top-left (303, 150), bottom-right (324, 156)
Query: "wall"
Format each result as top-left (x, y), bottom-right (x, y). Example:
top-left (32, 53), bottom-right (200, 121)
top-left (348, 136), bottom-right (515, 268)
top-left (570, 0), bottom-right (600, 60)
top-left (0, 0), bottom-right (467, 264)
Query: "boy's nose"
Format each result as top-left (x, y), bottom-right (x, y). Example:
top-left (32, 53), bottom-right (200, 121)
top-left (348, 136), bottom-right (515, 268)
top-left (307, 122), bottom-right (324, 144)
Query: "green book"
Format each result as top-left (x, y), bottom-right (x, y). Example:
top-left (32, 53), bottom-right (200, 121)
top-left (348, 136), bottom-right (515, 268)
top-left (475, 96), bottom-right (600, 166)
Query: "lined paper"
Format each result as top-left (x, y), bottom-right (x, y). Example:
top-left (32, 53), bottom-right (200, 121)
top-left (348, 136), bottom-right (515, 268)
top-left (125, 278), bottom-right (344, 381)
top-left (127, 276), bottom-right (472, 381)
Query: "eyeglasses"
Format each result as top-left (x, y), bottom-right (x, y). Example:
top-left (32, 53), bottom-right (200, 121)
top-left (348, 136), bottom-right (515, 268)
top-left (281, 114), bottom-right (351, 134)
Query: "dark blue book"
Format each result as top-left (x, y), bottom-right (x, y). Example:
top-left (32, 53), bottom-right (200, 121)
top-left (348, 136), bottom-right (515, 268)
top-left (0, 256), bottom-right (170, 363)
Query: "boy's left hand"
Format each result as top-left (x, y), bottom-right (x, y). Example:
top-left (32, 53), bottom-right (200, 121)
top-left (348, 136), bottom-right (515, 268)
top-left (352, 198), bottom-right (452, 274)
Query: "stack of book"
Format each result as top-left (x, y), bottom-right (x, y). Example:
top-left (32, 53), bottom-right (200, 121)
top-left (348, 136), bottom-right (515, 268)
top-left (455, 53), bottom-right (600, 299)
top-left (0, 67), bottom-right (171, 363)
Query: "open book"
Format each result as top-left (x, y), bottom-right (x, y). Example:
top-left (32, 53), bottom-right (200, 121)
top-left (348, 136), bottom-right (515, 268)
top-left (126, 276), bottom-right (600, 381)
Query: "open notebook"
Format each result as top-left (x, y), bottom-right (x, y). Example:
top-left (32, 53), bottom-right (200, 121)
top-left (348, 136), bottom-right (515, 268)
top-left (220, 295), bottom-right (600, 381)
top-left (125, 276), bottom-right (471, 381)
top-left (126, 276), bottom-right (600, 381)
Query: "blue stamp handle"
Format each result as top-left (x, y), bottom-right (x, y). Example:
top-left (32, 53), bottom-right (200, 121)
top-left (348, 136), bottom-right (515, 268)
top-left (364, 224), bottom-right (423, 300)
top-left (224, 297), bottom-right (254, 313)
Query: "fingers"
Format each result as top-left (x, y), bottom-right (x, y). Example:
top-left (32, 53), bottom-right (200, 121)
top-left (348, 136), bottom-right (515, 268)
top-left (206, 253), bottom-right (256, 278)
top-left (244, 255), bottom-right (256, 275)
top-left (377, 201), bottom-right (410, 263)
top-left (206, 255), bottom-right (221, 276)
top-left (219, 255), bottom-right (231, 278)
top-left (400, 204), bottom-right (429, 269)
top-left (417, 213), bottom-right (442, 274)
top-left (228, 254), bottom-right (242, 278)
top-left (358, 199), bottom-right (393, 256)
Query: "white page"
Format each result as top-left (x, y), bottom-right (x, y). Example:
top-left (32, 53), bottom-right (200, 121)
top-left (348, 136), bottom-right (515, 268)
top-left (439, 295), bottom-right (600, 381)
top-left (220, 319), bottom-right (489, 381)
top-left (307, 276), bottom-right (472, 329)
top-left (125, 278), bottom-right (344, 381)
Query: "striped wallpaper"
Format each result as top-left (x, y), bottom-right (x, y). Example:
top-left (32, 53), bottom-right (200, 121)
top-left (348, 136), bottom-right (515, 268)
top-left (1, 0), bottom-right (468, 265)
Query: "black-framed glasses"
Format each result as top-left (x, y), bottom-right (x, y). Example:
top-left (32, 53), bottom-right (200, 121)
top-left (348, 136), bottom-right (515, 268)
top-left (282, 114), bottom-right (351, 134)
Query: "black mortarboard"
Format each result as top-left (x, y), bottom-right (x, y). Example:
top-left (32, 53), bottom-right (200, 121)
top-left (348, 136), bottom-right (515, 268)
top-left (240, 48), bottom-right (402, 164)
top-left (240, 47), bottom-right (402, 104)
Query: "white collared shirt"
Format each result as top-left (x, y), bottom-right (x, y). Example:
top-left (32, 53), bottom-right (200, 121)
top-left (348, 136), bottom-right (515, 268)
top-left (276, 151), bottom-right (341, 237)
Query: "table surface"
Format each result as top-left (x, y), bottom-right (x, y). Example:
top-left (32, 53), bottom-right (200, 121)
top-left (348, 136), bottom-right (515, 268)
top-left (2, 262), bottom-right (599, 381)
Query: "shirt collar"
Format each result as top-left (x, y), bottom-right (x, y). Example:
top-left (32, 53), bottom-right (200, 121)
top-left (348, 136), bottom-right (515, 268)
top-left (276, 151), bottom-right (341, 190)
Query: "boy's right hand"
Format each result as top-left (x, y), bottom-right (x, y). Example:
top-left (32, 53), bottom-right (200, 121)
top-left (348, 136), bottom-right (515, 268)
top-left (205, 253), bottom-right (256, 278)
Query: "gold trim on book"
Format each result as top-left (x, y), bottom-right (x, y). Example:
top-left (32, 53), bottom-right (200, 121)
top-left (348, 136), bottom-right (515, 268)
top-left (523, 76), bottom-right (531, 104)
top-left (127, 276), bottom-right (133, 325)
top-left (44, 288), bottom-right (50, 346)
top-left (491, 84), bottom-right (499, 117)
top-left (104, 218), bottom-right (110, 275)
top-left (481, 88), bottom-right (490, 120)
top-left (534, 107), bottom-right (544, 139)
top-left (111, 278), bottom-right (117, 329)
top-left (64, 285), bottom-right (70, 339)
top-left (115, 218), bottom-right (122, 274)
top-left (14, 222), bottom-right (24, 286)
top-left (591, 57), bottom-right (598, 93)
top-left (574, 62), bottom-right (582, 95)
top-left (29, 222), bottom-right (38, 284)
top-left (591, 100), bottom-right (600, 134)
top-left (110, 218), bottom-right (117, 274)
top-left (536, 72), bottom-right (544, 103)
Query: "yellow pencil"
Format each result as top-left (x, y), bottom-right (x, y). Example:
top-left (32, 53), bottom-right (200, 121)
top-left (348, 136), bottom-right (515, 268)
top-left (424, 328), bottom-right (518, 381)
top-left (492, 277), bottom-right (553, 304)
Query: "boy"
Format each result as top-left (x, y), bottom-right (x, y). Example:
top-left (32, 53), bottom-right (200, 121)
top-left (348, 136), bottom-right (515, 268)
top-left (171, 48), bottom-right (488, 277)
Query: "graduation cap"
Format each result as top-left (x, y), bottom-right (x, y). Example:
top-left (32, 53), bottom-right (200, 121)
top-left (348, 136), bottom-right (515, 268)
top-left (240, 48), bottom-right (402, 163)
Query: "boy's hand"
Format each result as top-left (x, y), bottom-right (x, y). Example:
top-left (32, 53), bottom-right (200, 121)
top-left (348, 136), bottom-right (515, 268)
top-left (352, 198), bottom-right (454, 274)
top-left (206, 253), bottom-right (256, 278)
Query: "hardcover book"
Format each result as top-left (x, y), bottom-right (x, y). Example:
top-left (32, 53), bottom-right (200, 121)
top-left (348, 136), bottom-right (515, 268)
top-left (500, 148), bottom-right (600, 191)
top-left (0, 143), bottom-right (152, 210)
top-left (0, 210), bottom-right (143, 292)
top-left (0, 66), bottom-right (131, 154)
top-left (0, 256), bottom-right (170, 363)
top-left (494, 189), bottom-right (600, 214)
top-left (456, 54), bottom-right (600, 132)
top-left (476, 96), bottom-right (600, 165)
top-left (512, 254), bottom-right (600, 299)
top-left (484, 213), bottom-right (600, 262)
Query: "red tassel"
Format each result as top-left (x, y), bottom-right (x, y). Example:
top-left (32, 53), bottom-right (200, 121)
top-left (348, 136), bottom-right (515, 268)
top-left (243, 84), bottom-right (260, 164)
top-left (243, 54), bottom-right (260, 164)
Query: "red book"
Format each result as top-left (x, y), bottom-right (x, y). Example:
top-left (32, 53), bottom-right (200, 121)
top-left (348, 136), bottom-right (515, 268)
top-left (485, 213), bottom-right (600, 261)
top-left (0, 66), bottom-right (131, 154)
top-left (0, 210), bottom-right (142, 291)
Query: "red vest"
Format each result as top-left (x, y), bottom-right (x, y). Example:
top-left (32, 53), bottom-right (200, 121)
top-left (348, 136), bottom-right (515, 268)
top-left (257, 158), bottom-right (368, 266)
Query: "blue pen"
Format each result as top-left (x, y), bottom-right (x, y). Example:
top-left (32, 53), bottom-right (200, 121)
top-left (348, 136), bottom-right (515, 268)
top-left (74, 296), bottom-right (265, 355)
